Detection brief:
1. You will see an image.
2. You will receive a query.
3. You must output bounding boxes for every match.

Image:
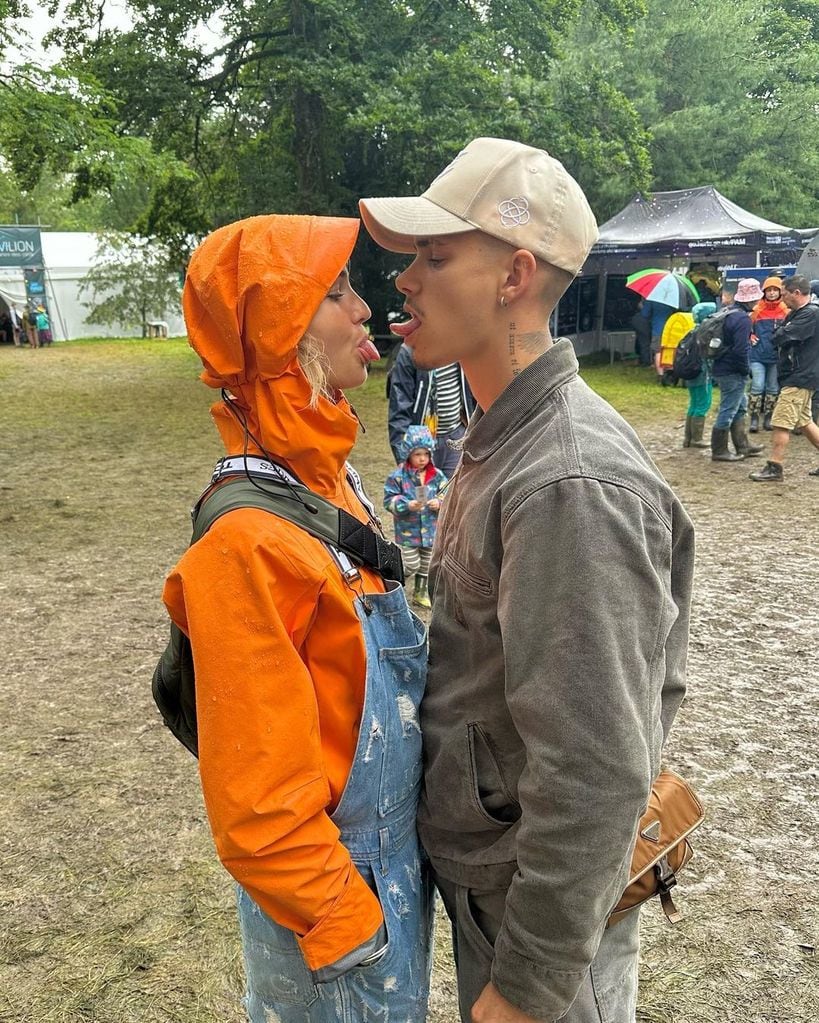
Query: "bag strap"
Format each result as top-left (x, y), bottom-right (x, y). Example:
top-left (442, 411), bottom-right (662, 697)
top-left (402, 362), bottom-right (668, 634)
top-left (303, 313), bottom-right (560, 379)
top-left (191, 475), bottom-right (405, 585)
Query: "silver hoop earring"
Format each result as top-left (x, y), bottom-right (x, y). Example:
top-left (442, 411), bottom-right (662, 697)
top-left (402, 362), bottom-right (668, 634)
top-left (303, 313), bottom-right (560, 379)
top-left (499, 296), bottom-right (507, 308)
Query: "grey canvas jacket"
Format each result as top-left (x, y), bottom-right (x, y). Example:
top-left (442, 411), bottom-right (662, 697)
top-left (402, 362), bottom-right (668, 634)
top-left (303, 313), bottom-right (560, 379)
top-left (419, 339), bottom-right (695, 1019)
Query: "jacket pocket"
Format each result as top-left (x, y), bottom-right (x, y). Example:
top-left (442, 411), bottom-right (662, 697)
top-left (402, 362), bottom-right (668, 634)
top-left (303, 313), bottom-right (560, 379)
top-left (466, 723), bottom-right (521, 829)
top-left (442, 550), bottom-right (493, 596)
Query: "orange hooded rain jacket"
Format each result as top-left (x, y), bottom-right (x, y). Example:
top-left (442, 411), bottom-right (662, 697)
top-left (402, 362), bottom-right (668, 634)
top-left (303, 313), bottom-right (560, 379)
top-left (162, 216), bottom-right (385, 973)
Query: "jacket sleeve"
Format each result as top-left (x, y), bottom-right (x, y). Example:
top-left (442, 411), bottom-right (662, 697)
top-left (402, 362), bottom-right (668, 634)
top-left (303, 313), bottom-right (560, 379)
top-left (489, 478), bottom-right (693, 1019)
top-left (773, 307), bottom-right (818, 349)
top-left (162, 518), bottom-right (384, 976)
top-left (388, 345), bottom-right (419, 460)
top-left (383, 469), bottom-right (410, 515)
top-left (726, 310), bottom-right (752, 354)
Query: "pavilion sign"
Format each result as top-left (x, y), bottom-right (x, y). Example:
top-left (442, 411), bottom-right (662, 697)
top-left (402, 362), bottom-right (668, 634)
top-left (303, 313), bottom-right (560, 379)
top-left (0, 227), bottom-right (44, 268)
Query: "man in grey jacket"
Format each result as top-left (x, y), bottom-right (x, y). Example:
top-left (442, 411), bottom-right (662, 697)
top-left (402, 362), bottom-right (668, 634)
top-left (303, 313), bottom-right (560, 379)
top-left (360, 138), bottom-right (695, 1023)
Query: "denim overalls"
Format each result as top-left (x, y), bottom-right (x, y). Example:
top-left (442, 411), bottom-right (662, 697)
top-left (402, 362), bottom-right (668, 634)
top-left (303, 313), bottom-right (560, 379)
top-left (236, 581), bottom-right (434, 1023)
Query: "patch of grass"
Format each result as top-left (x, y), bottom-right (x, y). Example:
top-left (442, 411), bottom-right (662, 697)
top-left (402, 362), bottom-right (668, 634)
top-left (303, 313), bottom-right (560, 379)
top-left (579, 359), bottom-right (689, 421)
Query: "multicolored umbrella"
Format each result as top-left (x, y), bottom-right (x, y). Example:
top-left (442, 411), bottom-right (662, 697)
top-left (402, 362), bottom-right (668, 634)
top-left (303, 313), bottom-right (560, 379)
top-left (626, 269), bottom-right (701, 310)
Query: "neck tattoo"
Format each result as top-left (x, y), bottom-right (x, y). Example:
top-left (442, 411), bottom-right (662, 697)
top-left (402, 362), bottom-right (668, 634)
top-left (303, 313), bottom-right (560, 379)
top-left (516, 330), bottom-right (549, 355)
top-left (508, 321), bottom-right (521, 376)
top-left (508, 327), bottom-right (549, 376)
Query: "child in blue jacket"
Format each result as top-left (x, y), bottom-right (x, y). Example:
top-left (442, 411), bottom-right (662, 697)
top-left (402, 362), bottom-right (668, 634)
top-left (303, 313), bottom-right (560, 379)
top-left (383, 425), bottom-right (447, 607)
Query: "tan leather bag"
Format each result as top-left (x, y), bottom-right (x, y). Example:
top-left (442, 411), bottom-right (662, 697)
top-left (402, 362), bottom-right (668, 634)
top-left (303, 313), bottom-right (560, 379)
top-left (608, 770), bottom-right (705, 927)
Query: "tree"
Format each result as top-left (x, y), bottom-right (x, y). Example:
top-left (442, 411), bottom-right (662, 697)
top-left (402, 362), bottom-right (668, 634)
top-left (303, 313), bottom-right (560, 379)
top-left (80, 232), bottom-right (182, 336)
top-left (52, 0), bottom-right (650, 327)
top-left (560, 0), bottom-right (819, 227)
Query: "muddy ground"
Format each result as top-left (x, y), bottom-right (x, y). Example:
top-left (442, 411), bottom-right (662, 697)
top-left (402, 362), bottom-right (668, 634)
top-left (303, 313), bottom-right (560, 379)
top-left (0, 340), bottom-right (816, 1023)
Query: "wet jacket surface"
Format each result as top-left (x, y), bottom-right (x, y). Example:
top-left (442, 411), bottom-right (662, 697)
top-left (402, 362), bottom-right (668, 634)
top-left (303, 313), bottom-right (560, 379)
top-left (774, 303), bottom-right (819, 389)
top-left (419, 340), bottom-right (695, 1019)
top-left (712, 304), bottom-right (751, 377)
top-left (162, 216), bottom-right (387, 974)
top-left (750, 298), bottom-right (788, 365)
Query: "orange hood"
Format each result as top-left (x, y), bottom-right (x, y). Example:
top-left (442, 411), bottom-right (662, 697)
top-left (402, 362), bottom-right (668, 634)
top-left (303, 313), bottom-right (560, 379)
top-left (183, 215), bottom-right (361, 496)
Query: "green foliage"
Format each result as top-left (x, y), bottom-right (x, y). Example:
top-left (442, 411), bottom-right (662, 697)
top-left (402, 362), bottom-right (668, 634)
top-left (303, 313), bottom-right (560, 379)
top-left (38, 0), bottom-right (652, 327)
top-left (80, 232), bottom-right (182, 336)
top-left (563, 0), bottom-right (819, 226)
top-left (3, 0), bottom-right (817, 320)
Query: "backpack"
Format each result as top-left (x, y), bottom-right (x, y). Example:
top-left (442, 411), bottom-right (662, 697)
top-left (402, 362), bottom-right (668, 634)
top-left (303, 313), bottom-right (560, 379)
top-left (695, 306), bottom-right (738, 361)
top-left (152, 461), bottom-right (405, 757)
top-left (672, 329), bottom-right (703, 381)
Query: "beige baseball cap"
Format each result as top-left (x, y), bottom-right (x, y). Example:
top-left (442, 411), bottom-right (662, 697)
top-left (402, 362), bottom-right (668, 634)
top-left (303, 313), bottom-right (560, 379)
top-left (359, 137), bottom-right (598, 276)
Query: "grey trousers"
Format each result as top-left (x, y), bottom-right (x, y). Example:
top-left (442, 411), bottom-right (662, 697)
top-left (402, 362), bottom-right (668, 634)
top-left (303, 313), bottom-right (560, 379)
top-left (436, 876), bottom-right (639, 1023)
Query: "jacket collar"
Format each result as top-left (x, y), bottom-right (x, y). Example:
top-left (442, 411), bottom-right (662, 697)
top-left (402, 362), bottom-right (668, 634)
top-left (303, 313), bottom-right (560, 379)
top-left (463, 338), bottom-right (578, 462)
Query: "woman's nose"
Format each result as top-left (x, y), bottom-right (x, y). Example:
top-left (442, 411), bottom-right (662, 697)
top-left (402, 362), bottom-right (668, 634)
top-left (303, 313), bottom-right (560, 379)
top-left (353, 290), bottom-right (371, 322)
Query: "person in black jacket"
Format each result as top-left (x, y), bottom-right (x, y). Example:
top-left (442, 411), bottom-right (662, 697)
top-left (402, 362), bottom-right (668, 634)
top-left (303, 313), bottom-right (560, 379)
top-left (387, 342), bottom-right (475, 477)
top-left (750, 275), bottom-right (819, 481)
top-left (710, 278), bottom-right (765, 462)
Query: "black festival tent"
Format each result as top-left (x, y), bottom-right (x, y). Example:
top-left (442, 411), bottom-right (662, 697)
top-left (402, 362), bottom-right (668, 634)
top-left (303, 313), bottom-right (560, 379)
top-left (561, 186), bottom-right (813, 355)
top-left (592, 185), bottom-right (804, 262)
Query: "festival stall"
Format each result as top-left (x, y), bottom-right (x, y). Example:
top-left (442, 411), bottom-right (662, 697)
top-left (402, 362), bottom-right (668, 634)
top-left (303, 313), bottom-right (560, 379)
top-left (563, 186), bottom-right (811, 357)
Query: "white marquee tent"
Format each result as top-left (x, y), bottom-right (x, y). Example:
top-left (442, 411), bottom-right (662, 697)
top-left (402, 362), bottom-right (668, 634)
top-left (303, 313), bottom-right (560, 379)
top-left (0, 231), bottom-right (185, 340)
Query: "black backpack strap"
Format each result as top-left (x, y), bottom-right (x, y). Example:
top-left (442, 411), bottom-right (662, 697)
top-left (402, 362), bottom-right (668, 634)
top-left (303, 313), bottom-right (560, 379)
top-left (192, 477), bottom-right (405, 585)
top-left (152, 471), bottom-right (404, 759)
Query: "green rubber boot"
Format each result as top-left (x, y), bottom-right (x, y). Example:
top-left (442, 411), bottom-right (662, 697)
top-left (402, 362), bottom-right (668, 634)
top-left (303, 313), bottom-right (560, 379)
top-left (413, 574), bottom-right (431, 609)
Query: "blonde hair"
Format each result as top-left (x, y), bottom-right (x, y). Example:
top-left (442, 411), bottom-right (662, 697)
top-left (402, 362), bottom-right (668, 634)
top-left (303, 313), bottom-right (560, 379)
top-left (297, 333), bottom-right (331, 408)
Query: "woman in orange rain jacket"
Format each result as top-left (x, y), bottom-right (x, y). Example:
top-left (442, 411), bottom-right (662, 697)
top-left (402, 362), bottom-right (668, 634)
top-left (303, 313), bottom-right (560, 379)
top-left (162, 215), bottom-right (433, 1022)
top-left (749, 276), bottom-right (787, 431)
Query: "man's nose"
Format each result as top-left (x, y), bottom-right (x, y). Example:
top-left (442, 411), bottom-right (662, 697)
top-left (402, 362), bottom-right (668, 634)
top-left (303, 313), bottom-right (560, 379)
top-left (396, 263), bottom-right (415, 296)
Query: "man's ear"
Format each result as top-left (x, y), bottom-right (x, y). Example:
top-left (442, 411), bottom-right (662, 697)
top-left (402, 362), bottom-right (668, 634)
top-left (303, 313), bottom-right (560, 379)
top-left (500, 249), bottom-right (538, 304)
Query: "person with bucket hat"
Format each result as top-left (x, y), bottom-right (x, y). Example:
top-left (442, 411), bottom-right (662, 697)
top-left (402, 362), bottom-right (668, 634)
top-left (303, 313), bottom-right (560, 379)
top-left (749, 277), bottom-right (787, 431)
top-left (709, 277), bottom-right (765, 461)
top-left (160, 216), bottom-right (433, 1022)
top-left (360, 138), bottom-right (695, 1023)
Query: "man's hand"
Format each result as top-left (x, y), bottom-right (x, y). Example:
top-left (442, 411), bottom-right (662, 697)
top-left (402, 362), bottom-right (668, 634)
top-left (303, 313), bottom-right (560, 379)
top-left (428, 498), bottom-right (441, 511)
top-left (471, 982), bottom-right (541, 1023)
top-left (407, 500), bottom-right (421, 511)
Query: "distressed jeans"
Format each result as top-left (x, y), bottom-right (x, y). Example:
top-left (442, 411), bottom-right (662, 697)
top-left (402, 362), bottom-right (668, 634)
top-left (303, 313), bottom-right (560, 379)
top-left (237, 583), bottom-right (434, 1022)
top-left (436, 877), bottom-right (640, 1023)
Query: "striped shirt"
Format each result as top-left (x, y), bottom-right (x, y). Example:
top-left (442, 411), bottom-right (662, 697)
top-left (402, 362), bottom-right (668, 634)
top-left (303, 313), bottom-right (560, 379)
top-left (434, 364), bottom-right (463, 434)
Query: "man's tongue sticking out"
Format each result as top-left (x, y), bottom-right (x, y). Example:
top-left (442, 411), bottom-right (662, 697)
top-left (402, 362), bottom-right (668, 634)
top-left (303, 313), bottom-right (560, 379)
top-left (391, 314), bottom-right (421, 338)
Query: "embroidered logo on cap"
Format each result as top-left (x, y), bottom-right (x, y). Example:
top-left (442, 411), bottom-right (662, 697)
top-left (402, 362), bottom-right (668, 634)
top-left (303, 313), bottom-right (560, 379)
top-left (498, 197), bottom-right (530, 227)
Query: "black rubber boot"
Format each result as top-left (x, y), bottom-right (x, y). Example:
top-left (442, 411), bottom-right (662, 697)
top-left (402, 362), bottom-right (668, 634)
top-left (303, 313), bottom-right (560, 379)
top-left (763, 393), bottom-right (777, 431)
top-left (711, 427), bottom-right (743, 461)
top-left (731, 417), bottom-right (763, 457)
top-left (689, 416), bottom-right (710, 448)
top-left (749, 460), bottom-right (784, 482)
top-left (683, 417), bottom-right (692, 448)
top-left (748, 394), bottom-right (762, 433)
